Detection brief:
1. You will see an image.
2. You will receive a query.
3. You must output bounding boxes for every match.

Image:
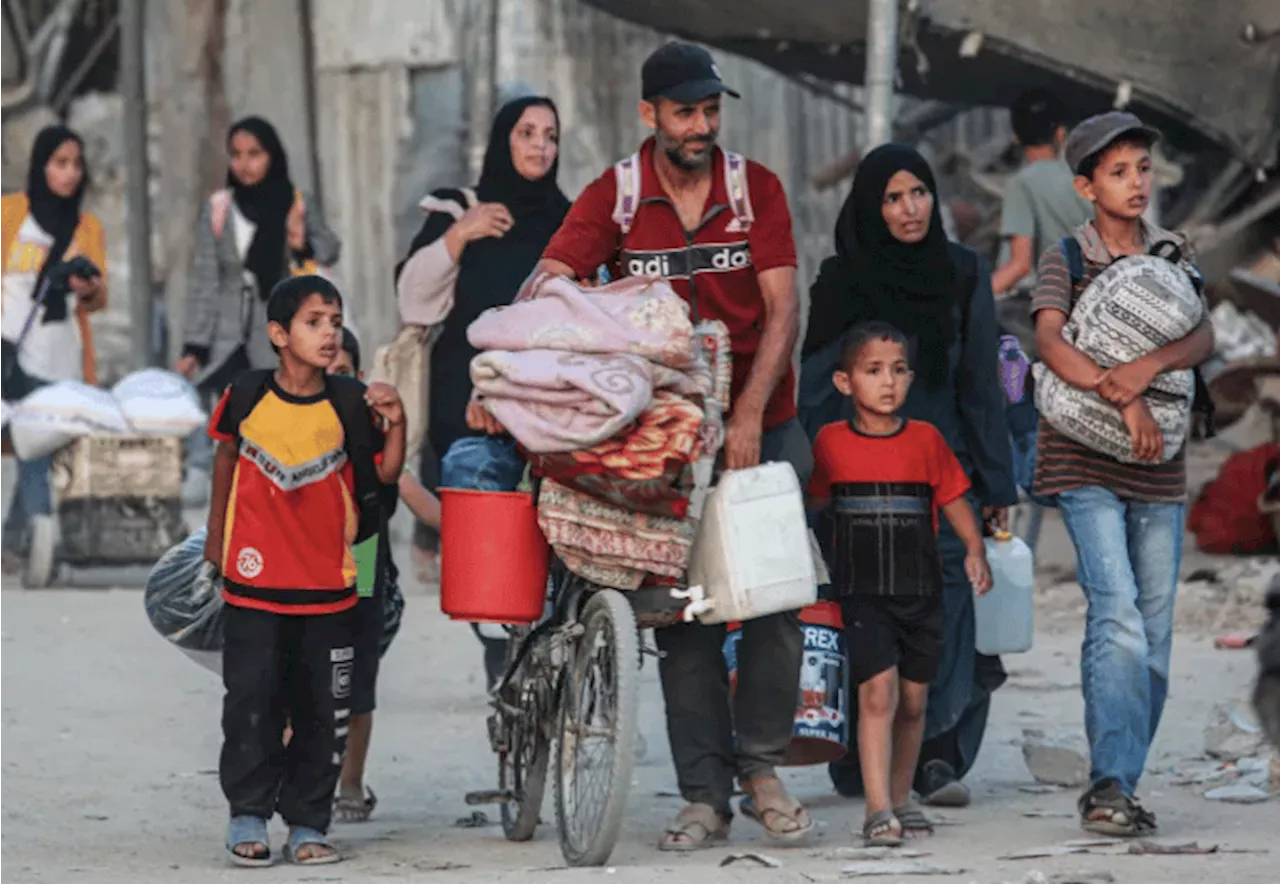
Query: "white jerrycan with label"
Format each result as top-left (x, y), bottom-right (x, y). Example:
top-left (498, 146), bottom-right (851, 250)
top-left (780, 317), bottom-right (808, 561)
top-left (686, 462), bottom-right (817, 625)
top-left (975, 531), bottom-right (1035, 655)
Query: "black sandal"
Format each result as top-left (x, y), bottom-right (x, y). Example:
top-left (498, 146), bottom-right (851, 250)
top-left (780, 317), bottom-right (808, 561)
top-left (1078, 780), bottom-right (1157, 837)
top-left (893, 802), bottom-right (935, 836)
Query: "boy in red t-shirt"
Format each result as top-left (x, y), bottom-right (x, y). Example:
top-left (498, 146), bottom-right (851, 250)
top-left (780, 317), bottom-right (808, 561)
top-left (807, 321), bottom-right (991, 847)
top-left (205, 276), bottom-right (405, 866)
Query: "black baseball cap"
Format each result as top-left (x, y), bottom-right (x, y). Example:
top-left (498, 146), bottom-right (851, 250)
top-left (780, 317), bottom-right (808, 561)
top-left (641, 42), bottom-right (740, 103)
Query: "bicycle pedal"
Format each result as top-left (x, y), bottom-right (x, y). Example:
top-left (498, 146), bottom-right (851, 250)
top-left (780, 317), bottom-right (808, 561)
top-left (464, 789), bottom-right (513, 805)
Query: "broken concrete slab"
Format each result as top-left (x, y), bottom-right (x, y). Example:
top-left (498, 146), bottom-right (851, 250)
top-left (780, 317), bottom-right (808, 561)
top-left (1022, 729), bottom-right (1090, 787)
top-left (1204, 783), bottom-right (1270, 803)
top-left (1204, 703), bottom-right (1267, 761)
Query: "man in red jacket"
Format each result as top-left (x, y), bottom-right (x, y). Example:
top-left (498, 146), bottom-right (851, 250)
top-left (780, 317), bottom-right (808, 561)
top-left (536, 42), bottom-right (813, 851)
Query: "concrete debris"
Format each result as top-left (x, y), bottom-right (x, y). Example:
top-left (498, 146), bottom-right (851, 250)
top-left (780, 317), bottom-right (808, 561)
top-left (1022, 729), bottom-right (1091, 787)
top-left (1127, 840), bottom-right (1219, 855)
top-left (841, 860), bottom-right (968, 876)
top-left (720, 853), bottom-right (782, 869)
top-left (1022, 810), bottom-right (1073, 819)
top-left (817, 847), bottom-right (930, 861)
top-left (1204, 703), bottom-right (1267, 761)
top-left (998, 841), bottom-right (1118, 861)
top-left (1018, 784), bottom-right (1062, 795)
top-left (999, 846), bottom-right (1090, 860)
top-left (1021, 874), bottom-right (1116, 884)
top-left (1204, 783), bottom-right (1270, 804)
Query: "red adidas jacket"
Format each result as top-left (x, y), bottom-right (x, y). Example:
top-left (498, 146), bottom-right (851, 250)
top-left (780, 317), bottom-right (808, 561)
top-left (542, 138), bottom-right (798, 429)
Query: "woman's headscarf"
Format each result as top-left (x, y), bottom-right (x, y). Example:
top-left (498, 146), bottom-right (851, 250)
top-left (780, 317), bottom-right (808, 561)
top-left (400, 96), bottom-right (571, 459)
top-left (804, 143), bottom-right (958, 388)
top-left (226, 116), bottom-right (295, 301)
top-left (402, 96), bottom-right (570, 262)
top-left (27, 125), bottom-right (87, 323)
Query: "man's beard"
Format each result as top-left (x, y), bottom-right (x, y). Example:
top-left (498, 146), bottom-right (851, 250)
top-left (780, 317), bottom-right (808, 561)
top-left (658, 131), bottom-right (716, 172)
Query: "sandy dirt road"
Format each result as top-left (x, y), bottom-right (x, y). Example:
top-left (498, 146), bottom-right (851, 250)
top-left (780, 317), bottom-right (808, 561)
top-left (2, 557), bottom-right (1275, 884)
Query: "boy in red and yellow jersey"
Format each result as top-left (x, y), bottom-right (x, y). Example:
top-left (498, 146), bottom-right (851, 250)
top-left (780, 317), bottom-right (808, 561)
top-left (204, 275), bottom-right (405, 866)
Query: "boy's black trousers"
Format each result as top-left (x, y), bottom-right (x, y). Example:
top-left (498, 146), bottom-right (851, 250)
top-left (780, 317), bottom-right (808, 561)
top-left (220, 603), bottom-right (357, 832)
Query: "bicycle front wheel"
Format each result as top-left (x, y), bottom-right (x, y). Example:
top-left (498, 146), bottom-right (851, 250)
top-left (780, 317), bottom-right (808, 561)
top-left (553, 589), bottom-right (639, 867)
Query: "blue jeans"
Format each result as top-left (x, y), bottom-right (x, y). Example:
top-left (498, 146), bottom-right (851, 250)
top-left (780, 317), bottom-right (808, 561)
top-left (1058, 486), bottom-right (1184, 796)
top-left (2, 372), bottom-right (53, 553)
top-left (440, 436), bottom-right (524, 491)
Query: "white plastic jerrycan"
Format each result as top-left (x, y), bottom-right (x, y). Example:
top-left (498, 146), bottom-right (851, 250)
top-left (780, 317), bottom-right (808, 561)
top-left (975, 531), bottom-right (1034, 655)
top-left (687, 462), bottom-right (817, 625)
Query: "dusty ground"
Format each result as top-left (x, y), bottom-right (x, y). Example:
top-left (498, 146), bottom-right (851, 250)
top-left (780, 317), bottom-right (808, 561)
top-left (2, 441), bottom-right (1277, 883)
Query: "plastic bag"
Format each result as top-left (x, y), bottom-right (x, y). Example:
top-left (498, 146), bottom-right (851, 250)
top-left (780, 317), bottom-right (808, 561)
top-left (113, 369), bottom-right (207, 437)
top-left (144, 527), bottom-right (224, 674)
top-left (8, 380), bottom-right (129, 459)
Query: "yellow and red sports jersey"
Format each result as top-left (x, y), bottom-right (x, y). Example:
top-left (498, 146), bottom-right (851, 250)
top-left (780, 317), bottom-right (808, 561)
top-left (209, 379), bottom-right (380, 615)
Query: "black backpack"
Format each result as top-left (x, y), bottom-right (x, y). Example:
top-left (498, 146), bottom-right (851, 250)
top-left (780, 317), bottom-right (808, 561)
top-left (221, 370), bottom-right (391, 545)
top-left (1059, 236), bottom-right (1215, 438)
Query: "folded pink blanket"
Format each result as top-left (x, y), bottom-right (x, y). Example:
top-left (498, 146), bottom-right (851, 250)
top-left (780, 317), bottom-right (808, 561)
top-left (472, 349), bottom-right (706, 454)
top-left (468, 273), bottom-right (695, 370)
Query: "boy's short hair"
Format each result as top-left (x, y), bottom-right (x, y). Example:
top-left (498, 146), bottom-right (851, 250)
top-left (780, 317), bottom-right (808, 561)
top-left (840, 321), bottom-right (908, 372)
top-left (265, 274), bottom-right (344, 331)
top-left (340, 328), bottom-right (361, 373)
top-left (1010, 89), bottom-right (1067, 148)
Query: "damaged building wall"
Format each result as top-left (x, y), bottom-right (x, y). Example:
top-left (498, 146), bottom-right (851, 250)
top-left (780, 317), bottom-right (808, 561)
top-left (308, 0), bottom-right (876, 351)
top-left (6, 0), bottom-right (1003, 378)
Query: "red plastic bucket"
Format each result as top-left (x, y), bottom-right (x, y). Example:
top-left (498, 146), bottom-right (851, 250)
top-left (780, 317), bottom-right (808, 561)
top-left (725, 600), bottom-right (849, 766)
top-left (440, 488), bottom-right (549, 624)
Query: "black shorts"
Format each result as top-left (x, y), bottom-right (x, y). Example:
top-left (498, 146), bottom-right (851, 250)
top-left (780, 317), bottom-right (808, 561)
top-left (350, 594), bottom-right (384, 715)
top-left (840, 593), bottom-right (943, 685)
top-left (349, 567), bottom-right (405, 716)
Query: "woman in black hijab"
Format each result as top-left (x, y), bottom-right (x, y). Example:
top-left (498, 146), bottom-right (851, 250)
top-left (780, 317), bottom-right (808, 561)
top-left (800, 144), bottom-right (1016, 808)
top-left (2, 125), bottom-right (106, 569)
top-left (175, 116), bottom-right (340, 504)
top-left (177, 116), bottom-right (340, 392)
top-left (394, 95), bottom-right (569, 704)
top-left (399, 96), bottom-right (570, 466)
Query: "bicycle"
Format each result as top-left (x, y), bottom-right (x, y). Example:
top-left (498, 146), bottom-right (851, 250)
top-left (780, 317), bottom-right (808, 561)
top-left (466, 556), bottom-right (694, 867)
top-left (463, 320), bottom-right (728, 866)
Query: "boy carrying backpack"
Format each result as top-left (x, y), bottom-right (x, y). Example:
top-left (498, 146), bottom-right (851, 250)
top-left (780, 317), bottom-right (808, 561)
top-left (205, 275), bottom-right (405, 866)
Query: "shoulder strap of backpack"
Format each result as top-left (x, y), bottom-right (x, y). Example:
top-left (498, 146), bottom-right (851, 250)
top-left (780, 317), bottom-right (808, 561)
top-left (721, 150), bottom-right (754, 232)
top-left (1060, 235), bottom-right (1085, 285)
top-left (209, 190), bottom-right (233, 241)
top-left (611, 153), bottom-right (642, 235)
top-left (460, 187), bottom-right (477, 209)
top-left (222, 369), bottom-right (273, 433)
top-left (324, 374), bottom-right (385, 544)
